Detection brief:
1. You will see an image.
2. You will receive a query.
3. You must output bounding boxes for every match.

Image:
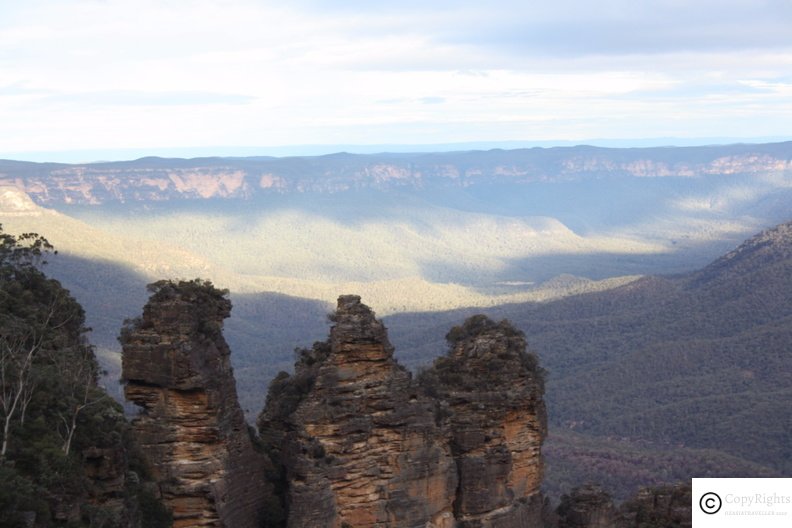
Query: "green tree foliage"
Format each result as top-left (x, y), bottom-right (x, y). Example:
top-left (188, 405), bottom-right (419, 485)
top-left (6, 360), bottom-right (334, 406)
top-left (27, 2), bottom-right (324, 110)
top-left (138, 278), bottom-right (230, 341)
top-left (0, 225), bottom-right (170, 527)
top-left (392, 222), bottom-right (792, 497)
top-left (438, 314), bottom-right (545, 388)
top-left (0, 228), bottom-right (56, 273)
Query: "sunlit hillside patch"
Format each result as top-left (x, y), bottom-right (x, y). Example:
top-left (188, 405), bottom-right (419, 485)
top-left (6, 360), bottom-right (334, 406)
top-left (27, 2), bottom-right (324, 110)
top-left (0, 200), bottom-right (646, 314)
top-left (61, 204), bottom-right (664, 283)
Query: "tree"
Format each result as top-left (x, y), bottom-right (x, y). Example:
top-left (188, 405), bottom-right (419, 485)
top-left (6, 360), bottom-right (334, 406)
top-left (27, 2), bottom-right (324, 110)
top-left (53, 344), bottom-right (107, 455)
top-left (0, 227), bottom-right (59, 459)
top-left (0, 226), bottom-right (55, 274)
top-left (0, 325), bottom-right (44, 458)
top-left (0, 224), bottom-right (171, 524)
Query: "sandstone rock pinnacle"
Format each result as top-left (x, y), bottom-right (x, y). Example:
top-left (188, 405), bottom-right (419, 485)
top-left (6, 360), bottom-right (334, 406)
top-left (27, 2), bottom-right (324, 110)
top-left (421, 314), bottom-right (548, 528)
top-left (260, 298), bottom-right (548, 528)
top-left (259, 294), bottom-right (457, 528)
top-left (121, 279), bottom-right (273, 528)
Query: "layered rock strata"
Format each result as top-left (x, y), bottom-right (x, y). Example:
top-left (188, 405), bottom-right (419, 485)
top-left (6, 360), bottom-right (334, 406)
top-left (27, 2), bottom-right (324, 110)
top-left (121, 280), bottom-right (271, 528)
top-left (421, 315), bottom-right (548, 528)
top-left (3, 143), bottom-right (792, 205)
top-left (260, 297), bottom-right (548, 528)
top-left (259, 295), bottom-right (458, 528)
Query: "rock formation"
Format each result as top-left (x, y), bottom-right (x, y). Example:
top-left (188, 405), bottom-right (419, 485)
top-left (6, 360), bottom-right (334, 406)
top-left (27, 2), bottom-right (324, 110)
top-left (121, 279), bottom-right (272, 528)
top-left (114, 284), bottom-right (693, 528)
top-left (552, 483), bottom-right (692, 528)
top-left (259, 295), bottom-right (458, 528)
top-left (618, 483), bottom-right (692, 528)
top-left (260, 297), bottom-right (549, 528)
top-left (555, 485), bottom-right (618, 528)
top-left (420, 314), bottom-right (547, 528)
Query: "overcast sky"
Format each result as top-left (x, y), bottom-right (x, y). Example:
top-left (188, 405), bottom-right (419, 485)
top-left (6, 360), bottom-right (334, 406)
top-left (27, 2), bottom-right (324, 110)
top-left (2, 0), bottom-right (792, 159)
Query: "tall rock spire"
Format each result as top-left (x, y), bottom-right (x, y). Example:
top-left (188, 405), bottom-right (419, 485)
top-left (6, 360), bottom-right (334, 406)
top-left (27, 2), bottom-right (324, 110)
top-left (121, 279), bottom-right (273, 528)
top-left (421, 314), bottom-right (547, 528)
top-left (260, 298), bottom-right (548, 527)
top-left (259, 295), bottom-right (457, 528)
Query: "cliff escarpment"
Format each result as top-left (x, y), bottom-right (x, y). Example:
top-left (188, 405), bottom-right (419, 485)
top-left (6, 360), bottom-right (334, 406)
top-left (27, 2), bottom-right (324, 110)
top-left (259, 296), bottom-right (548, 528)
top-left (2, 142), bottom-right (792, 204)
top-left (120, 279), bottom-right (273, 528)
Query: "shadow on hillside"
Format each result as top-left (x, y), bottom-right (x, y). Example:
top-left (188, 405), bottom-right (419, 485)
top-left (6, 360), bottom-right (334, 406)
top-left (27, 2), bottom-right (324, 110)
top-left (387, 224), bottom-right (792, 496)
top-left (223, 291), bottom-right (330, 418)
top-left (44, 253), bottom-right (332, 419)
top-left (415, 234), bottom-right (755, 289)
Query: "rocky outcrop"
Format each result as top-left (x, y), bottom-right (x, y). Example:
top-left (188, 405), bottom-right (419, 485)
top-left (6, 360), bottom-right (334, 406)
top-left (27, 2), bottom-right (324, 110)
top-left (555, 485), bottom-right (618, 528)
top-left (553, 483), bottom-right (692, 528)
top-left (259, 295), bottom-right (458, 528)
top-left (121, 279), bottom-right (272, 528)
top-left (260, 298), bottom-right (548, 528)
top-left (421, 315), bottom-right (547, 528)
top-left (618, 483), bottom-right (692, 528)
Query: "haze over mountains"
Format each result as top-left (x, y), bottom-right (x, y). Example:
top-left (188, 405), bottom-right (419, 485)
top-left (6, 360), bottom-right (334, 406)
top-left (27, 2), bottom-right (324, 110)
top-left (4, 142), bottom-right (792, 293)
top-left (1, 142), bottom-right (791, 402)
top-left (1, 141), bottom-right (791, 502)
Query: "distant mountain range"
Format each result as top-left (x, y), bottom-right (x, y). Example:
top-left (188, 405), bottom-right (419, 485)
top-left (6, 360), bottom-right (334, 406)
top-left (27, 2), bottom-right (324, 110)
top-left (2, 141), bottom-right (792, 205)
top-left (1, 141), bottom-right (790, 290)
top-left (6, 136), bottom-right (792, 163)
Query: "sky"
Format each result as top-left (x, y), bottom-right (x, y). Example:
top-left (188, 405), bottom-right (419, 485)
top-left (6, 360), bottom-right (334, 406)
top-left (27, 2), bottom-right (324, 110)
top-left (2, 0), bottom-right (792, 160)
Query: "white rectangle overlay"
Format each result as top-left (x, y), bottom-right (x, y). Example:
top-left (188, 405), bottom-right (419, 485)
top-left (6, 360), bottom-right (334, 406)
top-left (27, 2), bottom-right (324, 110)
top-left (693, 478), bottom-right (792, 527)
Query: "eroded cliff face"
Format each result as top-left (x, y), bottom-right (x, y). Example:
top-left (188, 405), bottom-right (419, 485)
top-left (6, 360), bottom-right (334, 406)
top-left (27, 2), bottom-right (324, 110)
top-left (421, 315), bottom-right (548, 528)
top-left (3, 143), bottom-right (791, 205)
top-left (260, 297), bottom-right (548, 528)
top-left (121, 280), bottom-right (272, 528)
top-left (259, 295), bottom-right (458, 528)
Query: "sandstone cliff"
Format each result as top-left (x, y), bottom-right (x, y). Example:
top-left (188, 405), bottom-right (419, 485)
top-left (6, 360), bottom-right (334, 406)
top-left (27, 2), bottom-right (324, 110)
top-left (259, 295), bottom-right (457, 528)
top-left (2, 142), bottom-right (791, 204)
top-left (121, 279), bottom-right (272, 528)
top-left (260, 297), bottom-right (549, 528)
top-left (117, 283), bottom-right (692, 528)
top-left (420, 315), bottom-right (548, 528)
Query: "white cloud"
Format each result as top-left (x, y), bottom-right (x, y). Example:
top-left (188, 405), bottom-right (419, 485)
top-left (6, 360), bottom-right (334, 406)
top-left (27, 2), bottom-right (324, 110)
top-left (1, 0), bottom-right (792, 155)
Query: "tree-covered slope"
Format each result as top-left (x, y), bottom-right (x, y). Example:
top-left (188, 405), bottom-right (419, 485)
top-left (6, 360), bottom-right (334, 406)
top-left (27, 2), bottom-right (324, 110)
top-left (385, 219), bottom-right (792, 497)
top-left (0, 226), bottom-right (169, 527)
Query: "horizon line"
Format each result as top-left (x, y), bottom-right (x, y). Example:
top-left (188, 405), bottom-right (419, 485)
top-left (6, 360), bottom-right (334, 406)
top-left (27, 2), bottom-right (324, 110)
top-left (2, 136), bottom-right (791, 164)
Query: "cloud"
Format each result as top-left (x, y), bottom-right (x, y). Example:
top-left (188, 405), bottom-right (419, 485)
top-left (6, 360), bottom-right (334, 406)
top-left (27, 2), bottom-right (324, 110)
top-left (1, 0), bottom-right (792, 153)
top-left (0, 82), bottom-right (51, 96)
top-left (289, 0), bottom-right (792, 57)
top-left (448, 1), bottom-right (792, 57)
top-left (45, 90), bottom-right (256, 107)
